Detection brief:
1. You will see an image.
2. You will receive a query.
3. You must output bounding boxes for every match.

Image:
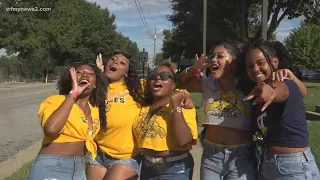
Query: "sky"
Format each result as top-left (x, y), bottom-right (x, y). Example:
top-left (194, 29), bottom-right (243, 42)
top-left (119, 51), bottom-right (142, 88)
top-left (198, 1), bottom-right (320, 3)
top-left (1, 0), bottom-right (303, 61)
top-left (87, 0), bottom-right (303, 62)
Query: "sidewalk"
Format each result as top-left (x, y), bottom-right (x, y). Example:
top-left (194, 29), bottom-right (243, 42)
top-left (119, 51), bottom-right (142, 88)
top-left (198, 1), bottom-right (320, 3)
top-left (0, 141), bottom-right (41, 179)
top-left (191, 140), bottom-right (203, 180)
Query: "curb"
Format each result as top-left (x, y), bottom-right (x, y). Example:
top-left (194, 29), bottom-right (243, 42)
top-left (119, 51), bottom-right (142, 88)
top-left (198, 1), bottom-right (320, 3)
top-left (0, 141), bottom-right (41, 179)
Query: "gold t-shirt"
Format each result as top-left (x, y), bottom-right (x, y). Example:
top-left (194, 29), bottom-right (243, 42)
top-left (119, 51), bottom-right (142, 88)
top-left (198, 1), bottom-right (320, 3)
top-left (39, 95), bottom-right (100, 160)
top-left (133, 104), bottom-right (198, 151)
top-left (95, 80), bottom-right (147, 158)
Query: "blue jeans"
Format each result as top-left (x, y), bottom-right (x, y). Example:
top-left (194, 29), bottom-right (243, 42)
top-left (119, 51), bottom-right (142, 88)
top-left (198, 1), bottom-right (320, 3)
top-left (27, 154), bottom-right (86, 180)
top-left (258, 147), bottom-right (320, 180)
top-left (200, 139), bottom-right (256, 180)
top-left (87, 148), bottom-right (142, 173)
top-left (140, 152), bottom-right (194, 180)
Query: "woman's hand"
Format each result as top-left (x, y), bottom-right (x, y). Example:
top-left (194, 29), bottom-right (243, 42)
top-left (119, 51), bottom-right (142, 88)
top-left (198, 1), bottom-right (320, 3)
top-left (69, 67), bottom-right (92, 96)
top-left (191, 54), bottom-right (209, 78)
top-left (169, 92), bottom-right (185, 108)
top-left (272, 69), bottom-right (294, 81)
top-left (96, 53), bottom-right (104, 72)
top-left (245, 82), bottom-right (276, 112)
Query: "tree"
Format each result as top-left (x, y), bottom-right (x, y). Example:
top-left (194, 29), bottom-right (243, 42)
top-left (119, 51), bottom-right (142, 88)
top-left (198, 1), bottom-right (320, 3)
top-left (0, 0), bottom-right (139, 77)
top-left (154, 52), bottom-right (164, 66)
top-left (163, 0), bottom-right (319, 60)
top-left (284, 23), bottom-right (320, 70)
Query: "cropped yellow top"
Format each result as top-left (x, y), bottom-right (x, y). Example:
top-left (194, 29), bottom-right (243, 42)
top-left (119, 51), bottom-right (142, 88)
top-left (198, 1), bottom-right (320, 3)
top-left (39, 95), bottom-right (100, 160)
top-left (95, 79), bottom-right (147, 159)
top-left (133, 104), bottom-right (198, 151)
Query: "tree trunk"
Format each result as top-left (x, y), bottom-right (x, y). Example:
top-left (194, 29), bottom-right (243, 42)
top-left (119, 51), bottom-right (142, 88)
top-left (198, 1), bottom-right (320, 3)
top-left (239, 0), bottom-right (248, 42)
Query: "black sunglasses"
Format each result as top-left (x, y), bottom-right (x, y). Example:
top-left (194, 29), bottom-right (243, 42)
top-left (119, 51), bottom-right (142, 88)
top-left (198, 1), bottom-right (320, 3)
top-left (149, 71), bottom-right (174, 81)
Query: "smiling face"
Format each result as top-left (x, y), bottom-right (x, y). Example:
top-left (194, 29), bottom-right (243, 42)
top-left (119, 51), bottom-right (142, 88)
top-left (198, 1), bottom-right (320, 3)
top-left (75, 64), bottom-right (96, 96)
top-left (104, 53), bottom-right (129, 83)
top-left (149, 66), bottom-right (176, 101)
top-left (245, 48), bottom-right (279, 84)
top-left (209, 45), bottom-right (236, 79)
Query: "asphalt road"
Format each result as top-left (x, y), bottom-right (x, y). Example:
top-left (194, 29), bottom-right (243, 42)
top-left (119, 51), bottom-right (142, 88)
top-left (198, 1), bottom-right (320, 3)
top-left (0, 83), bottom-right (57, 162)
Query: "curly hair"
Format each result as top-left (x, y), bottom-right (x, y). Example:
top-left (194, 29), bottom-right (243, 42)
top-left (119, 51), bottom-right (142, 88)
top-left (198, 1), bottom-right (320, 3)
top-left (57, 62), bottom-right (108, 131)
top-left (104, 51), bottom-right (147, 107)
top-left (236, 40), bottom-right (293, 95)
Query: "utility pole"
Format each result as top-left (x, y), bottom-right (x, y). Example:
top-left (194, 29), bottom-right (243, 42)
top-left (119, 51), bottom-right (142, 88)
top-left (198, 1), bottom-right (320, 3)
top-left (203, 0), bottom-right (207, 57)
top-left (262, 0), bottom-right (268, 40)
top-left (153, 27), bottom-right (157, 66)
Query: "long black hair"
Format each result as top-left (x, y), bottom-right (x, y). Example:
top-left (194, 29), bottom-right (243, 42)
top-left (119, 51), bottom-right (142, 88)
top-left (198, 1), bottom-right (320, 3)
top-left (57, 62), bottom-right (107, 131)
top-left (237, 40), bottom-right (293, 95)
top-left (104, 50), bottom-right (147, 107)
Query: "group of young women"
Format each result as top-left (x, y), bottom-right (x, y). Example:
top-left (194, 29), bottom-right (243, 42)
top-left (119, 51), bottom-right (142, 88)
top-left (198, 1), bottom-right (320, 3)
top-left (27, 39), bottom-right (319, 180)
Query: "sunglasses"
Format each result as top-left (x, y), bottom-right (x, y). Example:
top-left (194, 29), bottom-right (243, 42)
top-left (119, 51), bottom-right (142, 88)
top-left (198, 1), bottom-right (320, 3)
top-left (149, 71), bottom-right (174, 81)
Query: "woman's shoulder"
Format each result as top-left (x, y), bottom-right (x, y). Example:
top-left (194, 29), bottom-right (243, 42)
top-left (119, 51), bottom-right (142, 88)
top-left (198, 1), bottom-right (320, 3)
top-left (41, 95), bottom-right (66, 105)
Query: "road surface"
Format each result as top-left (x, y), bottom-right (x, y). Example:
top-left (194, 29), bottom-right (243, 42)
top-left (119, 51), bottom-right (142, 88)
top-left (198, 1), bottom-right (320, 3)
top-left (0, 83), bottom-right (57, 162)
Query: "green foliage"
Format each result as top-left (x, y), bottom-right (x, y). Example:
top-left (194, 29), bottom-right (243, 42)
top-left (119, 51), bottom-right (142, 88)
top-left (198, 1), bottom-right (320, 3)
top-left (284, 23), bottom-right (320, 70)
top-left (163, 0), bottom-right (319, 60)
top-left (0, 0), bottom-right (139, 77)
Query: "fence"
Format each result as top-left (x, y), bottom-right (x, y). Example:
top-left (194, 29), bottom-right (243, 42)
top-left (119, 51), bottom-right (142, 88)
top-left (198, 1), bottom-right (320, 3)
top-left (0, 65), bottom-right (65, 83)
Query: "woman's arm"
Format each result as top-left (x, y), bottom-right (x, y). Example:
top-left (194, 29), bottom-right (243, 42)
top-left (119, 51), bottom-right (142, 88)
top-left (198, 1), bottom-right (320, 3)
top-left (43, 67), bottom-right (92, 136)
top-left (178, 54), bottom-right (208, 93)
top-left (272, 69), bottom-right (307, 97)
top-left (169, 92), bottom-right (194, 146)
top-left (246, 81), bottom-right (289, 112)
top-left (43, 96), bottom-right (76, 136)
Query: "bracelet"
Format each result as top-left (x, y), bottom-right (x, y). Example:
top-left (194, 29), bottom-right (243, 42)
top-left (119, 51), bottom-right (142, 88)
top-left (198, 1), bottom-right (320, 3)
top-left (69, 90), bottom-right (78, 101)
top-left (171, 106), bottom-right (182, 113)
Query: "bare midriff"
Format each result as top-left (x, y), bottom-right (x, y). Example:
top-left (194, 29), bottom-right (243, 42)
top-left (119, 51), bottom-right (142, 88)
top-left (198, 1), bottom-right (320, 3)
top-left (140, 149), bottom-right (189, 158)
top-left (38, 142), bottom-right (86, 156)
top-left (205, 125), bottom-right (253, 145)
top-left (267, 145), bottom-right (309, 154)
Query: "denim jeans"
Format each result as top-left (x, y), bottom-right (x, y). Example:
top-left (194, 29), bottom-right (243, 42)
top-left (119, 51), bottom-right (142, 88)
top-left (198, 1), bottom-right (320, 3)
top-left (140, 152), bottom-right (194, 180)
top-left (200, 139), bottom-right (256, 180)
top-left (258, 147), bottom-right (320, 180)
top-left (27, 154), bottom-right (86, 180)
top-left (87, 148), bottom-right (142, 173)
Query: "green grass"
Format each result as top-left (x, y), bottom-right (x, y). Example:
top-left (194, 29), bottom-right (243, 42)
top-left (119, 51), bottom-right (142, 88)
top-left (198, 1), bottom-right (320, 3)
top-left (4, 161), bottom-right (32, 180)
top-left (308, 121), bottom-right (320, 166)
top-left (303, 81), bottom-right (320, 111)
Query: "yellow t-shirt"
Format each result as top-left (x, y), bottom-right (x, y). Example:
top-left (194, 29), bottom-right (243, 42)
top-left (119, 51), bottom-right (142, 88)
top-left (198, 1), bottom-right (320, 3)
top-left (39, 95), bottom-right (100, 160)
top-left (133, 104), bottom-right (198, 151)
top-left (95, 79), bottom-right (147, 159)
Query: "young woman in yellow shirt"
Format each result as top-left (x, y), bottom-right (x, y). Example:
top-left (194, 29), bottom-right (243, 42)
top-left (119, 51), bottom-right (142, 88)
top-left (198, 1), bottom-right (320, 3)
top-left (87, 51), bottom-right (194, 180)
top-left (27, 63), bottom-right (107, 180)
top-left (133, 60), bottom-right (198, 180)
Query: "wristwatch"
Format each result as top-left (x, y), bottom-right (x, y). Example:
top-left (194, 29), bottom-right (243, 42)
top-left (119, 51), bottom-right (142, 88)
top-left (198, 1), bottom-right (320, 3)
top-left (172, 107), bottom-right (182, 113)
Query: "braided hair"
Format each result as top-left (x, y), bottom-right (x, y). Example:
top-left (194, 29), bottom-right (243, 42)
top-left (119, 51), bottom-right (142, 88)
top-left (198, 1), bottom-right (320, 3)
top-left (237, 40), bottom-right (293, 95)
top-left (57, 62), bottom-right (107, 131)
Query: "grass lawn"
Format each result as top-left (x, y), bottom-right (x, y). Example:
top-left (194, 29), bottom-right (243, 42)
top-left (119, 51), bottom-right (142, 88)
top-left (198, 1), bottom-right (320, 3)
top-left (303, 80), bottom-right (320, 111)
top-left (4, 81), bottom-right (320, 179)
top-left (4, 161), bottom-right (32, 180)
